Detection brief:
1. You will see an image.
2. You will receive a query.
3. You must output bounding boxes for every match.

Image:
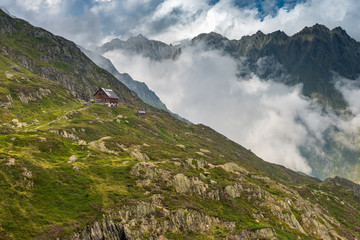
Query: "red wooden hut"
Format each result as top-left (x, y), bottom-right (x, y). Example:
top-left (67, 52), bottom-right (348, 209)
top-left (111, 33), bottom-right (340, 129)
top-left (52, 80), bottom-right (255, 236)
top-left (93, 88), bottom-right (119, 107)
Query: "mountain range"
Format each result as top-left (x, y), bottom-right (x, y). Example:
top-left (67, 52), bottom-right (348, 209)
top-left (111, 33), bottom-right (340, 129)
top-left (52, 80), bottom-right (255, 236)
top-left (99, 24), bottom-right (360, 109)
top-left (1, 9), bottom-right (360, 240)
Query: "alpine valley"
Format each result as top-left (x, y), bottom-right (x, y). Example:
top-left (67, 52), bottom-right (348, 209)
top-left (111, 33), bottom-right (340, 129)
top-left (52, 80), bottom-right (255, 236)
top-left (2, 8), bottom-right (360, 240)
top-left (97, 24), bottom-right (360, 184)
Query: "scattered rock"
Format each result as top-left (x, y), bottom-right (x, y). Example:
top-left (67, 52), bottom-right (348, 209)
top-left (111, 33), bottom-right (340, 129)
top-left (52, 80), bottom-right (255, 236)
top-left (131, 150), bottom-right (149, 161)
top-left (173, 174), bottom-right (191, 193)
top-left (89, 138), bottom-right (118, 155)
top-left (78, 140), bottom-right (87, 146)
top-left (230, 227), bottom-right (278, 240)
top-left (5, 157), bottom-right (15, 166)
top-left (5, 71), bottom-right (14, 79)
top-left (186, 158), bottom-right (196, 168)
top-left (176, 144), bottom-right (185, 149)
top-left (222, 163), bottom-right (249, 175)
top-left (22, 167), bottom-right (32, 177)
top-left (199, 148), bottom-right (210, 153)
top-left (73, 166), bottom-right (79, 172)
top-left (135, 202), bottom-right (155, 217)
top-left (10, 65), bottom-right (21, 72)
top-left (225, 183), bottom-right (243, 199)
top-left (196, 151), bottom-right (205, 156)
top-left (49, 129), bottom-right (79, 140)
top-left (67, 155), bottom-right (77, 163)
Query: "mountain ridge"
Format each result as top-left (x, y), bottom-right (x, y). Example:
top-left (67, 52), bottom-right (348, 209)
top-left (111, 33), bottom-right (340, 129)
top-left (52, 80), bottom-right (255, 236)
top-left (0, 9), bottom-right (139, 103)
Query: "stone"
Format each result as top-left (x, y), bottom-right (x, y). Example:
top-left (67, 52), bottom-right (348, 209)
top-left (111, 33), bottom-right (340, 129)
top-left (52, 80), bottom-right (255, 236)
top-left (5, 157), bottom-right (15, 166)
top-left (67, 155), bottom-right (77, 163)
top-left (196, 151), bottom-right (205, 156)
top-left (199, 148), bottom-right (210, 153)
top-left (222, 163), bottom-right (249, 175)
top-left (78, 140), bottom-right (87, 146)
top-left (225, 184), bottom-right (243, 199)
top-left (5, 72), bottom-right (14, 79)
top-left (73, 166), bottom-right (80, 172)
top-left (173, 174), bottom-right (191, 193)
top-left (135, 202), bottom-right (155, 217)
top-left (176, 144), bottom-right (185, 149)
top-left (22, 167), bottom-right (32, 177)
top-left (131, 150), bottom-right (149, 161)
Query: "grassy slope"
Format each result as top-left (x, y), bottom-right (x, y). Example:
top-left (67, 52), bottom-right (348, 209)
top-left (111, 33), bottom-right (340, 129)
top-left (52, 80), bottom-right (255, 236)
top-left (0, 9), bottom-right (138, 103)
top-left (0, 54), bottom-right (360, 239)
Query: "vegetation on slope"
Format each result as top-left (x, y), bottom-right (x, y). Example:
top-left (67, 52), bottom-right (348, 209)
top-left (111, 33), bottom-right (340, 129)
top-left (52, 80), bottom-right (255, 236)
top-left (1, 54), bottom-right (360, 239)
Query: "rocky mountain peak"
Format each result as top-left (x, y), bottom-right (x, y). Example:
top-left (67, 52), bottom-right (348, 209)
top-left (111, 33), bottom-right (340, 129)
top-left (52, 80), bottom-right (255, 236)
top-left (127, 34), bottom-right (149, 43)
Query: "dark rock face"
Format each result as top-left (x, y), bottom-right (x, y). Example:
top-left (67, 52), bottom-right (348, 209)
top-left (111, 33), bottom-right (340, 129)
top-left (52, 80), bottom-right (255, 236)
top-left (101, 25), bottom-right (360, 108)
top-left (192, 24), bottom-right (360, 108)
top-left (71, 218), bottom-right (127, 240)
top-left (0, 10), bottom-right (138, 102)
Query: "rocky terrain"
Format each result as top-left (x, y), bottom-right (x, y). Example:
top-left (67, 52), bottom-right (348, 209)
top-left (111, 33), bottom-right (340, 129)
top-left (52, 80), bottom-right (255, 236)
top-left (1, 9), bottom-right (360, 240)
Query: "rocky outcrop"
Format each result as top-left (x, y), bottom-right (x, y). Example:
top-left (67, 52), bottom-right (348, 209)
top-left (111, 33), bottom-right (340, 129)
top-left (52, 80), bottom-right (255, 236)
top-left (71, 217), bottom-right (127, 240)
top-left (18, 88), bottom-right (51, 104)
top-left (49, 129), bottom-right (80, 140)
top-left (224, 183), bottom-right (243, 199)
top-left (228, 227), bottom-right (278, 240)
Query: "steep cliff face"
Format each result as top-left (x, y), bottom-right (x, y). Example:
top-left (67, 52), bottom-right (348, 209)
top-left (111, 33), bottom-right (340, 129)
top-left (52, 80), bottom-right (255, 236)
top-left (192, 24), bottom-right (360, 108)
top-left (0, 10), bottom-right (137, 102)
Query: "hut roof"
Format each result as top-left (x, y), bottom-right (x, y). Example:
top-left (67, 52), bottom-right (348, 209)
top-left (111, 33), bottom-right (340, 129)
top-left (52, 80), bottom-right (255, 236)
top-left (99, 88), bottom-right (119, 99)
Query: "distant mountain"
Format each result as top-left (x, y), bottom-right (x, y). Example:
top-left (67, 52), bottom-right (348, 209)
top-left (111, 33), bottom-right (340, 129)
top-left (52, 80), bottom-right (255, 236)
top-left (97, 34), bottom-right (181, 61)
top-left (101, 25), bottom-right (360, 108)
top-left (193, 24), bottom-right (360, 108)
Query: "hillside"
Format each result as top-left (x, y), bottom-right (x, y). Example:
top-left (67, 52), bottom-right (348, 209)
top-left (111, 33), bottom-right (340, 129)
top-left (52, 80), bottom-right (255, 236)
top-left (0, 9), bottom-right (138, 103)
top-left (1, 12), bottom-right (360, 240)
top-left (2, 49), bottom-right (360, 240)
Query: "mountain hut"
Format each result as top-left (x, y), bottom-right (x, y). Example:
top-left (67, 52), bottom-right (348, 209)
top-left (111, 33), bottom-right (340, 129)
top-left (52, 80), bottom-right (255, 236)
top-left (138, 109), bottom-right (146, 118)
top-left (93, 88), bottom-right (119, 107)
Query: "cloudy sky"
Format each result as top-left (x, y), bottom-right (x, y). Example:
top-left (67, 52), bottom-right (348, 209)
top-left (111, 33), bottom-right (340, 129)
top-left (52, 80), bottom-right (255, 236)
top-left (2, 0), bottom-right (360, 175)
top-left (1, 0), bottom-right (360, 48)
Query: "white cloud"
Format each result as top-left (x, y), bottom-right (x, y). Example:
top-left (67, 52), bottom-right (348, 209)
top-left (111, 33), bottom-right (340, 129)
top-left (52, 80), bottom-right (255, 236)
top-left (104, 46), bottom-right (360, 176)
top-left (2, 0), bottom-right (360, 47)
top-left (14, 0), bottom-right (62, 13)
top-left (105, 46), bottom-right (344, 174)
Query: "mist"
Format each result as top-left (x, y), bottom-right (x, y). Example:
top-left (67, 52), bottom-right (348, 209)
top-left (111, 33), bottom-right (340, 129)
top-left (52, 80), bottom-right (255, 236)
top-left (102, 46), bottom-right (360, 175)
